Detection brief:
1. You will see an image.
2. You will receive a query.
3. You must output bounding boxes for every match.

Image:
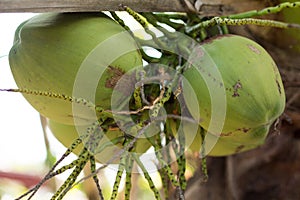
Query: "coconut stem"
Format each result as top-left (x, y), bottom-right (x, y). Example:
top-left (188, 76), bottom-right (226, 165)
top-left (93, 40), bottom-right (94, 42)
top-left (186, 17), bottom-right (300, 35)
top-left (132, 153), bottom-right (162, 200)
top-left (124, 154), bottom-right (134, 200)
top-left (90, 156), bottom-right (104, 200)
top-left (227, 1), bottom-right (300, 19)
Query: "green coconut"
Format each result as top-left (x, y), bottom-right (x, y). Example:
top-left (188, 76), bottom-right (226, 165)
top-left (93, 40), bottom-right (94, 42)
top-left (182, 35), bottom-right (285, 155)
top-left (9, 12), bottom-right (142, 125)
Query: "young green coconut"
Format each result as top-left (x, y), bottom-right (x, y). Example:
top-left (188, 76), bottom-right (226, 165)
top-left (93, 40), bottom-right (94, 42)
top-left (182, 35), bottom-right (286, 156)
top-left (9, 12), bottom-right (142, 125)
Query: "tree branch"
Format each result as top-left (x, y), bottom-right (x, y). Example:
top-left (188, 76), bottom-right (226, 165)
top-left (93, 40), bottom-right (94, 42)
top-left (0, 0), bottom-right (261, 14)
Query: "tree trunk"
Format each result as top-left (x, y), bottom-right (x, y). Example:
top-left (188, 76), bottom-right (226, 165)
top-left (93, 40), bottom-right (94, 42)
top-left (0, 0), bottom-right (274, 13)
